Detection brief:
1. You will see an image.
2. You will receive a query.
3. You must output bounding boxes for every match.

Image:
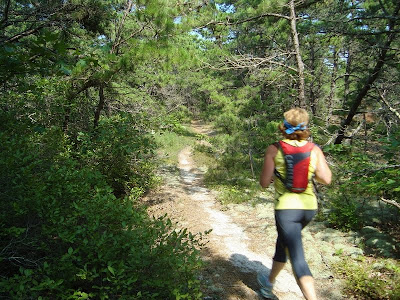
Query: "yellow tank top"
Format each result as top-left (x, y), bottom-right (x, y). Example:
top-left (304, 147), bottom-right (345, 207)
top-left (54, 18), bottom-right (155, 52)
top-left (274, 139), bottom-right (318, 210)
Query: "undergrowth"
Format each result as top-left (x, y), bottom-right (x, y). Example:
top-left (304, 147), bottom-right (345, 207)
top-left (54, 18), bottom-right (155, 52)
top-left (154, 125), bottom-right (196, 165)
top-left (334, 256), bottom-right (400, 299)
top-left (154, 124), bottom-right (214, 168)
top-left (0, 114), bottom-right (205, 299)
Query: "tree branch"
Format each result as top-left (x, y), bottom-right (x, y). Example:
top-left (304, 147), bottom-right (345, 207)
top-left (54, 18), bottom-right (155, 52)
top-left (380, 197), bottom-right (400, 210)
top-left (334, 2), bottom-right (400, 144)
top-left (115, 22), bottom-right (150, 50)
top-left (111, 0), bottom-right (134, 54)
top-left (63, 78), bottom-right (100, 132)
top-left (196, 12), bottom-right (290, 29)
top-left (377, 89), bottom-right (400, 122)
top-left (2, 25), bottom-right (45, 43)
top-left (199, 53), bottom-right (298, 73)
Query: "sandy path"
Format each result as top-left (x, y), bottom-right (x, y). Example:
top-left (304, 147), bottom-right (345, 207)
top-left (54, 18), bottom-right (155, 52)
top-left (144, 121), bottom-right (350, 300)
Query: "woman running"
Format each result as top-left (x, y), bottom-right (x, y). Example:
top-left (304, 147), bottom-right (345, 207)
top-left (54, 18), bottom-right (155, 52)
top-left (258, 108), bottom-right (332, 300)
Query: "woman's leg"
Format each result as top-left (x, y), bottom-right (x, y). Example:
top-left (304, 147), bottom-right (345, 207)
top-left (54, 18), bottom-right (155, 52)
top-left (298, 275), bottom-right (317, 300)
top-left (269, 260), bottom-right (286, 284)
top-left (274, 209), bottom-right (317, 300)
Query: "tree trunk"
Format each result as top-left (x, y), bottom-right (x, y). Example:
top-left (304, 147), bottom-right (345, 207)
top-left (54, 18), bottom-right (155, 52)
top-left (343, 47), bottom-right (352, 108)
top-left (309, 40), bottom-right (317, 115)
top-left (326, 46), bottom-right (338, 125)
top-left (289, 0), bottom-right (306, 108)
top-left (94, 84), bottom-right (105, 129)
top-left (334, 3), bottom-right (399, 144)
top-left (62, 79), bottom-right (99, 132)
top-left (334, 48), bottom-right (389, 144)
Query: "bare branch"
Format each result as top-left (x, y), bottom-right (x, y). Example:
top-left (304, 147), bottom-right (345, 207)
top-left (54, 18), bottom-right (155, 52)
top-left (377, 89), bottom-right (400, 122)
top-left (196, 12), bottom-right (290, 29)
top-left (2, 25), bottom-right (45, 43)
top-left (111, 0), bottom-right (134, 54)
top-left (380, 197), bottom-right (400, 210)
top-left (199, 53), bottom-right (298, 73)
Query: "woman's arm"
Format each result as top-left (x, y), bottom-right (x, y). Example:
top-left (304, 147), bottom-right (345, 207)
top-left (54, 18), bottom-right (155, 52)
top-left (260, 144), bottom-right (278, 188)
top-left (313, 146), bottom-right (332, 185)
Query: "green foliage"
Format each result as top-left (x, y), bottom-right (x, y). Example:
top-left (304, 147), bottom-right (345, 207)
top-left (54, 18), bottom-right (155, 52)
top-left (202, 110), bottom-right (281, 204)
top-left (76, 113), bottom-right (157, 196)
top-left (1, 1), bottom-right (215, 296)
top-left (2, 0), bottom-right (400, 297)
top-left (335, 256), bottom-right (400, 299)
top-left (0, 111), bottom-right (204, 299)
top-left (217, 186), bottom-right (257, 205)
top-left (154, 129), bottom-right (196, 165)
top-left (322, 132), bottom-right (400, 232)
top-left (325, 195), bottom-right (364, 231)
top-left (192, 143), bottom-right (217, 169)
top-left (214, 111), bottom-right (241, 134)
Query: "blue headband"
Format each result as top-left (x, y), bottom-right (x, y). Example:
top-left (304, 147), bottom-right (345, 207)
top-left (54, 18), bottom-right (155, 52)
top-left (284, 119), bottom-right (307, 134)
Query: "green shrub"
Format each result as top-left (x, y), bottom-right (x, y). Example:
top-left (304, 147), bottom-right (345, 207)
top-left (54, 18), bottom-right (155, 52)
top-left (76, 113), bottom-right (157, 197)
top-left (154, 130), bottom-right (196, 165)
top-left (217, 186), bottom-right (257, 205)
top-left (326, 195), bottom-right (364, 231)
top-left (0, 113), bottom-right (204, 299)
top-left (323, 142), bottom-right (400, 232)
top-left (214, 112), bottom-right (241, 134)
top-left (335, 256), bottom-right (400, 299)
top-left (251, 120), bottom-right (281, 155)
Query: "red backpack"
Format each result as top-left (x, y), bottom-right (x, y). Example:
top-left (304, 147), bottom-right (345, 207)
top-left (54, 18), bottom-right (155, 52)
top-left (274, 141), bottom-right (315, 193)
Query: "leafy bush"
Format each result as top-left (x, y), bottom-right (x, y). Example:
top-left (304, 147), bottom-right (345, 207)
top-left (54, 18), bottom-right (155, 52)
top-left (0, 113), bottom-right (204, 299)
top-left (323, 141), bottom-right (400, 232)
top-left (214, 111), bottom-right (241, 134)
top-left (154, 130), bottom-right (196, 165)
top-left (325, 194), bottom-right (364, 231)
top-left (76, 113), bottom-right (157, 197)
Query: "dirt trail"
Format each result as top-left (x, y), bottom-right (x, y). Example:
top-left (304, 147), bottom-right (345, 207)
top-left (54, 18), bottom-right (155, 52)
top-left (145, 121), bottom-right (354, 300)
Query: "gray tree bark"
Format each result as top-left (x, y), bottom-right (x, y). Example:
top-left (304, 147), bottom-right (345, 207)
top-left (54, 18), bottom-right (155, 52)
top-left (289, 0), bottom-right (306, 108)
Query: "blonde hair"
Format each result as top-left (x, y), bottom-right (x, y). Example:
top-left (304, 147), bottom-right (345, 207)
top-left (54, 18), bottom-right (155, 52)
top-left (278, 108), bottom-right (311, 140)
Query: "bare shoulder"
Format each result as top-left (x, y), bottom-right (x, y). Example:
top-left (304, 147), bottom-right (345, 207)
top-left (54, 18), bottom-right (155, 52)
top-left (265, 143), bottom-right (279, 156)
top-left (312, 143), bottom-right (332, 184)
top-left (311, 144), bottom-right (324, 156)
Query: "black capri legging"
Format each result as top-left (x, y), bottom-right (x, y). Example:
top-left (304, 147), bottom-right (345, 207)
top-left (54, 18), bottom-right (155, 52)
top-left (273, 209), bottom-right (317, 278)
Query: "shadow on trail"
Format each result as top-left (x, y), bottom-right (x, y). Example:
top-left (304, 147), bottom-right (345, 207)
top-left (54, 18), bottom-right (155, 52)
top-left (227, 253), bottom-right (342, 300)
top-left (230, 253), bottom-right (277, 299)
top-left (200, 248), bottom-right (272, 300)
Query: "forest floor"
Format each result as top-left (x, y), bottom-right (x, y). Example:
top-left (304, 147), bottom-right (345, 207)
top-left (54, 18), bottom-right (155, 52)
top-left (143, 121), bottom-right (362, 300)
